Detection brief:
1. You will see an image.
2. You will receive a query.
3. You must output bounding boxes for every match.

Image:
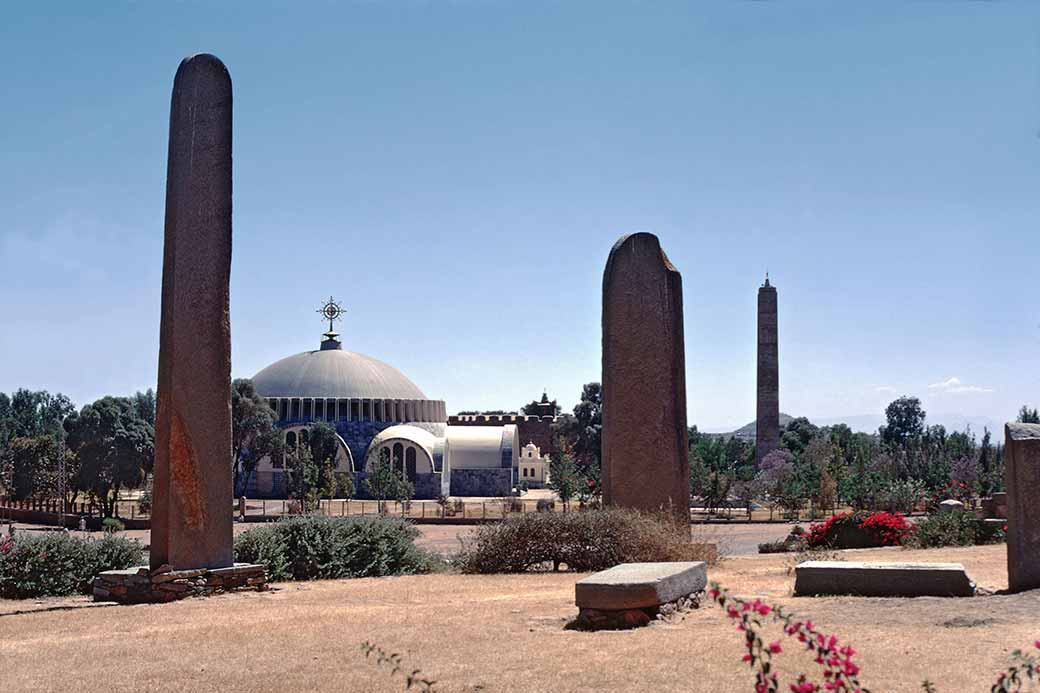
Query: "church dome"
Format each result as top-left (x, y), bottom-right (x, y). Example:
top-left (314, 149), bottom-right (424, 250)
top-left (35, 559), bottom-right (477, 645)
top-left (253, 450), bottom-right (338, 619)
top-left (252, 348), bottom-right (428, 400)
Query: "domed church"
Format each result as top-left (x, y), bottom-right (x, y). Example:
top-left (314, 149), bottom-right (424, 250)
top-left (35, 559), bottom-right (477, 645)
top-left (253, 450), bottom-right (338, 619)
top-left (245, 299), bottom-right (520, 499)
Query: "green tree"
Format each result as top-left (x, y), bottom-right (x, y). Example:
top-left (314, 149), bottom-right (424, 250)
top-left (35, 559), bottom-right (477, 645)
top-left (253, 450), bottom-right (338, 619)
top-left (130, 389), bottom-right (156, 427)
top-left (1017, 406), bottom-right (1040, 424)
top-left (0, 390), bottom-right (74, 495)
top-left (63, 397), bottom-right (153, 518)
top-left (521, 392), bottom-right (561, 416)
top-left (880, 396), bottom-right (926, 451)
top-left (978, 428), bottom-right (994, 496)
top-left (231, 378), bottom-right (282, 496)
top-left (285, 444), bottom-right (320, 512)
top-left (1, 435), bottom-right (59, 501)
top-left (4, 389), bottom-right (74, 440)
top-left (780, 417), bottom-right (820, 458)
top-left (552, 383), bottom-right (602, 470)
top-left (364, 449), bottom-right (412, 512)
top-left (307, 422), bottom-right (342, 499)
top-left (548, 453), bottom-right (582, 508)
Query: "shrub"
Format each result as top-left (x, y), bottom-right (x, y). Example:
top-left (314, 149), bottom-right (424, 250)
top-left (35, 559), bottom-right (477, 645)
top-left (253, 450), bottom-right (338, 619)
top-left (454, 507), bottom-right (716, 574)
top-left (757, 539), bottom-right (791, 554)
top-left (0, 533), bottom-right (143, 599)
top-left (101, 517), bottom-right (125, 534)
top-left (806, 511), bottom-right (910, 549)
top-left (233, 515), bottom-right (440, 582)
top-left (535, 499), bottom-right (555, 512)
top-left (905, 510), bottom-right (1006, 549)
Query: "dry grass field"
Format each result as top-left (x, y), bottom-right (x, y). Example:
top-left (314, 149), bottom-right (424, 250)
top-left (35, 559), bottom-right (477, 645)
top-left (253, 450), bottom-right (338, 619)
top-left (1, 543), bottom-right (1035, 692)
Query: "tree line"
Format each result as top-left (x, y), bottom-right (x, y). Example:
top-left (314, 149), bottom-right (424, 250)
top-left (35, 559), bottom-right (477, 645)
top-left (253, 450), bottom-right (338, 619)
top-left (0, 380), bottom-right (372, 518)
top-left (540, 383), bottom-right (1034, 517)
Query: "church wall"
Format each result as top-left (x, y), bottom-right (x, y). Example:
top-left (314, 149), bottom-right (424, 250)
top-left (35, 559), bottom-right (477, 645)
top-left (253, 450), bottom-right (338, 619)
top-left (449, 468), bottom-right (513, 497)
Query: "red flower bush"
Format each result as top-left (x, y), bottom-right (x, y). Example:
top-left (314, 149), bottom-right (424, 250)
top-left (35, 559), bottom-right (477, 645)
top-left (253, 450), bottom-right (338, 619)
top-left (857, 512), bottom-right (911, 546)
top-left (807, 512), bottom-right (910, 549)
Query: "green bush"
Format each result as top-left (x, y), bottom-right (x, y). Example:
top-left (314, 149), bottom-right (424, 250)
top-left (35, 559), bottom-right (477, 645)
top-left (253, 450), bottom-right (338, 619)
top-left (905, 510), bottom-right (1005, 549)
top-left (454, 507), bottom-right (716, 574)
top-left (101, 517), bottom-right (125, 534)
top-left (757, 539), bottom-right (793, 554)
top-left (233, 515), bottom-right (440, 582)
top-left (0, 533), bottom-right (143, 599)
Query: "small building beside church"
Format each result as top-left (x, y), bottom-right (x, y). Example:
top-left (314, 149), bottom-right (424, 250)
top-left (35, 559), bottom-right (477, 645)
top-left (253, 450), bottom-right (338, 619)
top-left (517, 442), bottom-right (550, 488)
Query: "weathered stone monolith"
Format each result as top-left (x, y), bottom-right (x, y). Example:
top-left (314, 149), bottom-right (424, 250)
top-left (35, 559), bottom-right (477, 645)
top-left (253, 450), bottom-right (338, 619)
top-left (151, 54), bottom-right (234, 570)
top-left (755, 276), bottom-right (780, 467)
top-left (601, 233), bottom-right (690, 524)
top-left (1005, 422), bottom-right (1040, 593)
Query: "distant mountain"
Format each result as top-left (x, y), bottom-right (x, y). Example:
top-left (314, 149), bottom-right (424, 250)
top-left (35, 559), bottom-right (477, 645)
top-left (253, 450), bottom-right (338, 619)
top-left (708, 413), bottom-right (796, 440)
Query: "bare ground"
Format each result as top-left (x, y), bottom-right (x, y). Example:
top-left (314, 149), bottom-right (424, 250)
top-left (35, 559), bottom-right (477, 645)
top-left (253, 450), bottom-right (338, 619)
top-left (0, 544), bottom-right (1035, 692)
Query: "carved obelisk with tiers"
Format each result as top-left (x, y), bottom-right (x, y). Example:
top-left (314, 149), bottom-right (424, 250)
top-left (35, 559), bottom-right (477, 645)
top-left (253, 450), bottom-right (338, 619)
top-left (601, 233), bottom-right (690, 525)
top-left (755, 276), bottom-right (780, 467)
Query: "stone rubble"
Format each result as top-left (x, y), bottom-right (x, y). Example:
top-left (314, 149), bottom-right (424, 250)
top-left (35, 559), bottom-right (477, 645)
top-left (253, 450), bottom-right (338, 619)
top-left (93, 562), bottom-right (266, 604)
top-left (572, 591), bottom-right (703, 631)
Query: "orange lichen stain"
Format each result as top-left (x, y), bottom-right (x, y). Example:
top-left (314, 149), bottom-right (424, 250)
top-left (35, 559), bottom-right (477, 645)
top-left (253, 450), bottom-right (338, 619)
top-left (169, 411), bottom-right (206, 532)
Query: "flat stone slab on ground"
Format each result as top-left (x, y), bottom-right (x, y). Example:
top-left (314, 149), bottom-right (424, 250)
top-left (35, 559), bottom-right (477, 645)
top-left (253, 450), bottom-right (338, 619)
top-left (575, 561), bottom-right (707, 610)
top-left (794, 561), bottom-right (975, 598)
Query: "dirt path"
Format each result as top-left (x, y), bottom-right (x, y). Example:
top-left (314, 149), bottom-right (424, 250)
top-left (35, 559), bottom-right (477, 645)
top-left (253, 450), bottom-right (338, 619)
top-left (0, 544), bottom-right (1030, 692)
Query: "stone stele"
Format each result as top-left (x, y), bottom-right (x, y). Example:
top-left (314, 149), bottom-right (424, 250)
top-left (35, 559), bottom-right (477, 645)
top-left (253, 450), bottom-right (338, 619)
top-left (575, 561), bottom-right (708, 611)
top-left (1005, 422), bottom-right (1040, 593)
top-left (601, 233), bottom-right (690, 523)
top-left (794, 561), bottom-right (976, 598)
top-left (151, 53), bottom-right (234, 571)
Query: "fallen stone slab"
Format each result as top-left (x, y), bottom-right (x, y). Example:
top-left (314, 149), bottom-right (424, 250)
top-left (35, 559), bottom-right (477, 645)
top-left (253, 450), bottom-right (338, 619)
top-left (572, 562), bottom-right (707, 631)
top-left (794, 561), bottom-right (975, 598)
top-left (576, 561), bottom-right (707, 611)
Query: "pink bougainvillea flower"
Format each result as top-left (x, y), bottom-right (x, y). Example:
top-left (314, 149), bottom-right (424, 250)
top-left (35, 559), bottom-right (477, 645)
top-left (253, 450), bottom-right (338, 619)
top-left (769, 641), bottom-right (782, 654)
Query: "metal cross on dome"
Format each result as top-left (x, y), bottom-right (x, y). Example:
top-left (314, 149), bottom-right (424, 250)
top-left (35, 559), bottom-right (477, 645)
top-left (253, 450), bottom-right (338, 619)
top-left (316, 296), bottom-right (345, 333)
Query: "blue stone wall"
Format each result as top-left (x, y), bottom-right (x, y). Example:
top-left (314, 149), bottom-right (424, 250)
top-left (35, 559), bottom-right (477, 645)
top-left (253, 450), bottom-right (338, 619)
top-left (449, 469), bottom-right (513, 497)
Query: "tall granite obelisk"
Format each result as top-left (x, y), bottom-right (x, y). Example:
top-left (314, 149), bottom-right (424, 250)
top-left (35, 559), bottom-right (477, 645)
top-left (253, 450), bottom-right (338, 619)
top-left (755, 275), bottom-right (780, 467)
top-left (602, 233), bottom-right (690, 524)
top-left (151, 54), bottom-right (234, 570)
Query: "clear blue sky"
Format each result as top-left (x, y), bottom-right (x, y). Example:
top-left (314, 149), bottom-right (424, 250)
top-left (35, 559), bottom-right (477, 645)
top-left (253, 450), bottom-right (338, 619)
top-left (2, 2), bottom-right (1038, 432)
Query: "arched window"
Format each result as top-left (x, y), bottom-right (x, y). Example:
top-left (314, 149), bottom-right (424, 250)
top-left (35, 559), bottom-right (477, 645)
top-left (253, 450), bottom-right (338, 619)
top-left (405, 447), bottom-right (417, 483)
top-left (392, 442), bottom-right (404, 476)
top-left (301, 428), bottom-right (309, 446)
top-left (286, 431), bottom-right (297, 450)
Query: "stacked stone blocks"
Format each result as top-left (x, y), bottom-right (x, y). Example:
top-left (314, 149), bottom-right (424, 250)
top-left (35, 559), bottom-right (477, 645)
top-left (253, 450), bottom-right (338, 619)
top-left (94, 563), bottom-right (266, 603)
